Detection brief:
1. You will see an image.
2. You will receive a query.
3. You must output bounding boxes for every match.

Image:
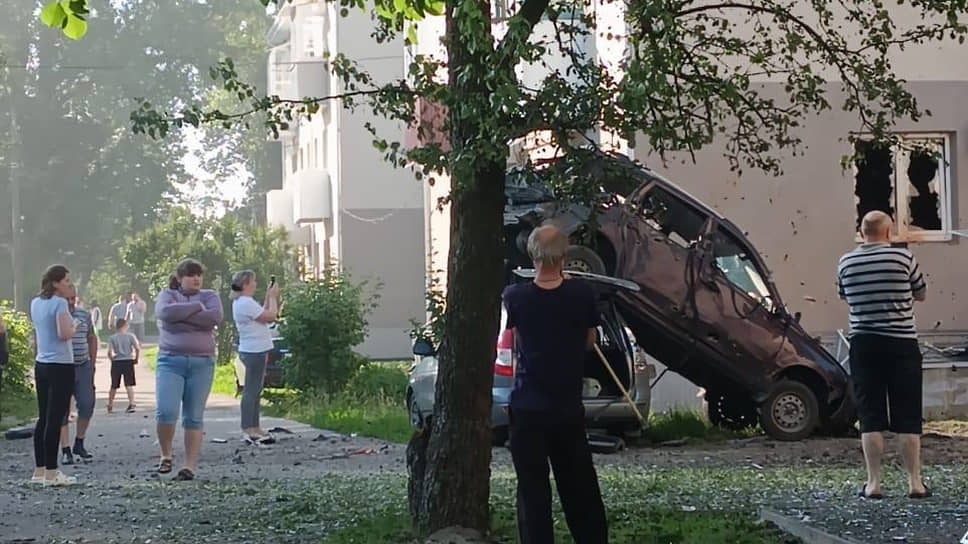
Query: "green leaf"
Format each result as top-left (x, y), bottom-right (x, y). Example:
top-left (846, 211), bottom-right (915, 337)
top-left (425, 0), bottom-right (445, 16)
top-left (406, 24), bottom-right (418, 45)
top-left (63, 14), bottom-right (88, 40)
top-left (40, 1), bottom-right (67, 28)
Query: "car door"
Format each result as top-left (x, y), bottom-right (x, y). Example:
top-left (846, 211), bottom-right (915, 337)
top-left (615, 183), bottom-right (714, 359)
top-left (691, 224), bottom-right (787, 389)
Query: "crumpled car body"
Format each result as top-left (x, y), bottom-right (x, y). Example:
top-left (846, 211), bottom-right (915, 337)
top-left (508, 153), bottom-right (855, 440)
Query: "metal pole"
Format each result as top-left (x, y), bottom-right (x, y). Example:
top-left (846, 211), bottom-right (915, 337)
top-left (8, 111), bottom-right (22, 310)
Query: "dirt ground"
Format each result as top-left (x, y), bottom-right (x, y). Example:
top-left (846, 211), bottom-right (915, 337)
top-left (2, 354), bottom-right (966, 543)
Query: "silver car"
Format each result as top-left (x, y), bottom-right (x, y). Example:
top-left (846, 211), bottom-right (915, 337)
top-left (406, 271), bottom-right (654, 445)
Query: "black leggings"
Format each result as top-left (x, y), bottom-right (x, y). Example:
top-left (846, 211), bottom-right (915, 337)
top-left (34, 363), bottom-right (75, 469)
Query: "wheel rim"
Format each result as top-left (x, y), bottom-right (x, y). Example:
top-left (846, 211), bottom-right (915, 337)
top-left (566, 258), bottom-right (593, 273)
top-left (772, 393), bottom-right (808, 434)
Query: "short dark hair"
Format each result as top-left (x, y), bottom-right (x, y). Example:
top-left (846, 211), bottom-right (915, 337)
top-left (116, 318), bottom-right (128, 329)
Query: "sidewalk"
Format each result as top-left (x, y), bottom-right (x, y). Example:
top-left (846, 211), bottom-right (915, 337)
top-left (0, 346), bottom-right (407, 543)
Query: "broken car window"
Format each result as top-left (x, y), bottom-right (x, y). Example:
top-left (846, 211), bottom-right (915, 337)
top-left (636, 186), bottom-right (708, 248)
top-left (712, 229), bottom-right (774, 312)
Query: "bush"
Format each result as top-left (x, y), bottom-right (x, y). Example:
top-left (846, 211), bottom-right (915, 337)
top-left (1, 302), bottom-right (33, 398)
top-left (280, 271), bottom-right (374, 394)
top-left (345, 363), bottom-right (409, 402)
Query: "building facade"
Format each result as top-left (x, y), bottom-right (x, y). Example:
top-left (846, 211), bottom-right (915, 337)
top-left (265, 0), bottom-right (426, 358)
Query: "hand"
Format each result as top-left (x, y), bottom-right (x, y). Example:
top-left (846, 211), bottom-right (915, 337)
top-left (268, 283), bottom-right (281, 298)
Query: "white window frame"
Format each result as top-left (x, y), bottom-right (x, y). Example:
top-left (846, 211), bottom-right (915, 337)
top-left (303, 16), bottom-right (325, 59)
top-left (852, 132), bottom-right (953, 243)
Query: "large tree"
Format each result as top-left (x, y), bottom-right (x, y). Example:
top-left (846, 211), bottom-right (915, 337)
top-left (44, 0), bottom-right (968, 535)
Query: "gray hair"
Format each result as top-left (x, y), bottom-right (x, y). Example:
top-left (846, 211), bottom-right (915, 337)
top-left (527, 225), bottom-right (569, 266)
top-left (229, 269), bottom-right (256, 300)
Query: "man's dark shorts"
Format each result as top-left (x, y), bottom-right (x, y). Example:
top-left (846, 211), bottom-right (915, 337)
top-left (849, 334), bottom-right (923, 434)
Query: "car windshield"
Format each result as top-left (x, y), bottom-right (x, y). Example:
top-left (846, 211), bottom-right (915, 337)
top-left (712, 229), bottom-right (774, 311)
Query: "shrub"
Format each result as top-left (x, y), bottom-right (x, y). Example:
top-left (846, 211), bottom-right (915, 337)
top-left (279, 271), bottom-right (374, 394)
top-left (345, 363), bottom-right (409, 402)
top-left (1, 302), bottom-right (34, 397)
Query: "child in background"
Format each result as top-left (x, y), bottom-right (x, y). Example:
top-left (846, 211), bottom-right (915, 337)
top-left (107, 319), bottom-right (140, 414)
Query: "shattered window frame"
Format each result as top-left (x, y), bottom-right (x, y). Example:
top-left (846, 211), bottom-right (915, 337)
top-left (852, 133), bottom-right (953, 242)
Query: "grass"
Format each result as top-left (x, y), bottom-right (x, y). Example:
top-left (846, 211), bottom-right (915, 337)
top-left (0, 389), bottom-right (36, 431)
top-left (644, 409), bottom-right (760, 444)
top-left (263, 362), bottom-right (413, 443)
top-left (141, 344), bottom-right (236, 397)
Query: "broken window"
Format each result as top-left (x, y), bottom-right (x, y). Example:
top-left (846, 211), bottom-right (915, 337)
top-left (712, 228), bottom-right (775, 312)
top-left (853, 134), bottom-right (951, 241)
top-left (637, 185), bottom-right (708, 248)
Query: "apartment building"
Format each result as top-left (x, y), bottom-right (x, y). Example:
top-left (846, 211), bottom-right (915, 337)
top-left (264, 0), bottom-right (426, 359)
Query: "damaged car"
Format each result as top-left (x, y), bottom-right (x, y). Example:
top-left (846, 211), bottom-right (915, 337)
top-left (505, 152), bottom-right (855, 441)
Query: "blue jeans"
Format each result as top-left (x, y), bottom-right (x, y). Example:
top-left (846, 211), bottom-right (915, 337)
top-left (155, 354), bottom-right (215, 430)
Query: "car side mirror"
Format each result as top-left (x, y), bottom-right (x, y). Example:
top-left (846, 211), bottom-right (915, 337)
top-left (413, 338), bottom-right (436, 357)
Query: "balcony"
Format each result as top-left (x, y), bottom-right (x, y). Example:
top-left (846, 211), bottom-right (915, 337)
top-left (291, 168), bottom-right (332, 225)
top-left (266, 188), bottom-right (311, 245)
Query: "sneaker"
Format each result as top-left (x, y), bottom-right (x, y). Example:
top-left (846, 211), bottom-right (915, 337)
top-left (73, 443), bottom-right (93, 460)
top-left (29, 474), bottom-right (46, 485)
top-left (61, 450), bottom-right (75, 466)
top-left (243, 433), bottom-right (276, 446)
top-left (106, 403), bottom-right (113, 414)
top-left (43, 471), bottom-right (77, 487)
top-left (125, 405), bottom-right (136, 414)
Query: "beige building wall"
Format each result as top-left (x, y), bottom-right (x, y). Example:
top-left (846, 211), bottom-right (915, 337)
top-left (637, 81), bottom-right (968, 336)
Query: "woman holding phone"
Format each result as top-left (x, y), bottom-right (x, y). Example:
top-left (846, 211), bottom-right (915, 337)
top-left (229, 270), bottom-right (279, 445)
top-left (29, 265), bottom-right (78, 486)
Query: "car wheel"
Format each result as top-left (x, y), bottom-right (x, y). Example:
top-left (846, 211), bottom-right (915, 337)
top-left (706, 391), bottom-right (757, 430)
top-left (407, 392), bottom-right (424, 429)
top-left (759, 380), bottom-right (820, 441)
top-left (564, 245), bottom-right (606, 275)
top-left (492, 426), bottom-right (509, 448)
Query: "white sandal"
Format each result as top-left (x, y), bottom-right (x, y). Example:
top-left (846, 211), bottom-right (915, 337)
top-left (43, 471), bottom-right (78, 487)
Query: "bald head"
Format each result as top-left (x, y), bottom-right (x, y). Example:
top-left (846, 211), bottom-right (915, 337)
top-left (861, 210), bottom-right (892, 242)
top-left (528, 225), bottom-right (569, 268)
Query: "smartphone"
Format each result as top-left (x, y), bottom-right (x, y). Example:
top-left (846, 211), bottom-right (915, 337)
top-left (269, 275), bottom-right (277, 287)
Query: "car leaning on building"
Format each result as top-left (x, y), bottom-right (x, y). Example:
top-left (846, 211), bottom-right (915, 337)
top-left (507, 152), bottom-right (856, 441)
top-left (407, 270), bottom-right (655, 445)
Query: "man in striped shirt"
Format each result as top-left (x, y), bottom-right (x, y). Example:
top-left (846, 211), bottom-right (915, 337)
top-left (837, 210), bottom-right (929, 500)
top-left (59, 286), bottom-right (98, 464)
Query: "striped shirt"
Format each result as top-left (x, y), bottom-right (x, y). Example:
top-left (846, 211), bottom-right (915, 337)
top-left (837, 243), bottom-right (926, 339)
top-left (70, 307), bottom-right (93, 364)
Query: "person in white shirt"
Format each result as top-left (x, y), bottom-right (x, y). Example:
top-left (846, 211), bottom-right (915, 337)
top-left (229, 270), bottom-right (280, 445)
top-left (125, 292), bottom-right (147, 341)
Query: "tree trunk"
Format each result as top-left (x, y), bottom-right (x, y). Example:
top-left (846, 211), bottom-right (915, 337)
top-left (407, 0), bottom-right (513, 535)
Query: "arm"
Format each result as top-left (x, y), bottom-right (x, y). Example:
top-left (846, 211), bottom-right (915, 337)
top-left (256, 290), bottom-right (279, 323)
top-left (138, 300), bottom-right (147, 314)
top-left (0, 319), bottom-right (7, 368)
top-left (586, 328), bottom-right (597, 351)
top-left (133, 338), bottom-right (141, 363)
top-left (183, 294), bottom-right (224, 328)
top-left (56, 303), bottom-right (76, 341)
top-left (107, 343), bottom-right (115, 361)
top-left (910, 257), bottom-right (927, 302)
top-left (87, 316), bottom-right (98, 363)
top-left (155, 295), bottom-right (204, 323)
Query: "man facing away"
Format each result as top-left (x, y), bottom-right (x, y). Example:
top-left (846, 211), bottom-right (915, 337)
top-left (837, 210), bottom-right (930, 499)
top-left (59, 286), bottom-right (98, 464)
top-left (502, 225), bottom-right (608, 544)
top-left (108, 295), bottom-right (127, 331)
top-left (125, 292), bottom-right (147, 341)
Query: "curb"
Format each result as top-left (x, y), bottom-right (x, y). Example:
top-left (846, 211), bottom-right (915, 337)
top-left (760, 509), bottom-right (863, 544)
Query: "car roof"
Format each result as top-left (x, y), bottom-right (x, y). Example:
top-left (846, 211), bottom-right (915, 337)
top-left (512, 268), bottom-right (641, 292)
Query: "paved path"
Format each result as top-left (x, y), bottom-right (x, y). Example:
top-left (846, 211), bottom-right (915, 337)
top-left (0, 347), bottom-right (406, 543)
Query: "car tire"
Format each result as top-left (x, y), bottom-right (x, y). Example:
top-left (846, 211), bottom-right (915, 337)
top-left (706, 391), bottom-right (757, 431)
top-left (492, 426), bottom-right (509, 448)
top-left (759, 380), bottom-right (820, 441)
top-left (407, 392), bottom-right (424, 430)
top-left (564, 245), bottom-right (606, 275)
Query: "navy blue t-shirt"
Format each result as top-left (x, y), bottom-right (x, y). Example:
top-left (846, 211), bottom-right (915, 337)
top-left (502, 279), bottom-right (599, 416)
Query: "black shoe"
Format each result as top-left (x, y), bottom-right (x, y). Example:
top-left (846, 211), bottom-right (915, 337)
top-left (73, 443), bottom-right (93, 460)
top-left (61, 449), bottom-right (75, 466)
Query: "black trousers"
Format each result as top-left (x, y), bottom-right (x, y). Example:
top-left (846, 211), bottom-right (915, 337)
top-left (33, 363), bottom-right (75, 469)
top-left (509, 408), bottom-right (608, 544)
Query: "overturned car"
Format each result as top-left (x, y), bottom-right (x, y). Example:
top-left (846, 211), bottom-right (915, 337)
top-left (505, 152), bottom-right (855, 441)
